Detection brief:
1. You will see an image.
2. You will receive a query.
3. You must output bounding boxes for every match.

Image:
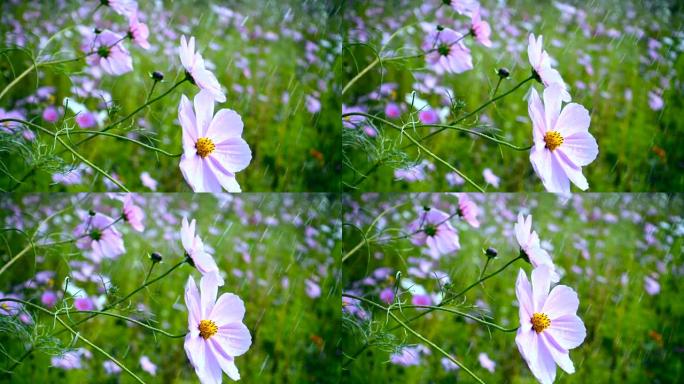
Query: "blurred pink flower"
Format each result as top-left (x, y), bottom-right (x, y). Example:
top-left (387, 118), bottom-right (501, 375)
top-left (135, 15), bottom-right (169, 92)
top-left (478, 352), bottom-right (496, 373)
top-left (409, 208), bottom-right (460, 258)
top-left (181, 217), bottom-right (223, 285)
top-left (140, 171), bottom-right (158, 191)
top-left (515, 213), bottom-right (559, 282)
top-left (103, 360), bottom-right (122, 375)
top-left (379, 287), bottom-right (394, 304)
top-left (385, 102), bottom-right (401, 119)
top-left (457, 193), bottom-right (480, 228)
top-left (305, 279), bottom-right (322, 298)
top-left (140, 355), bottom-right (157, 375)
top-left (648, 91), bottom-right (663, 111)
top-left (75, 112), bottom-right (97, 128)
top-left (74, 297), bottom-right (95, 311)
top-left (449, 0), bottom-right (479, 14)
top-left (41, 291), bottom-right (58, 308)
top-left (528, 84), bottom-right (598, 193)
top-left (122, 194), bottom-right (145, 232)
top-left (184, 273), bottom-right (251, 383)
top-left (644, 275), bottom-right (660, 295)
top-left (515, 265), bottom-right (586, 384)
top-left (85, 30), bottom-right (133, 76)
top-left (483, 168), bottom-right (500, 188)
top-left (424, 28), bottom-right (473, 74)
top-left (102, 0), bottom-right (138, 16)
top-left (180, 35), bottom-right (225, 102)
top-left (127, 13), bottom-right (150, 49)
top-left (178, 90), bottom-right (252, 192)
top-left (74, 213), bottom-right (125, 260)
top-left (42, 106), bottom-right (59, 122)
top-left (528, 34), bottom-right (570, 100)
top-left (418, 108), bottom-right (439, 124)
top-left (470, 7), bottom-right (492, 47)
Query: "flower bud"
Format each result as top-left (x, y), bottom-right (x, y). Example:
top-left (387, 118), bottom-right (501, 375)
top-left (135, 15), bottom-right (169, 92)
top-left (423, 206), bottom-right (431, 212)
top-left (497, 68), bottom-right (510, 79)
top-left (436, 25), bottom-right (444, 31)
top-left (88, 209), bottom-right (96, 216)
top-left (150, 252), bottom-right (162, 263)
top-left (151, 71), bottom-right (164, 81)
top-left (485, 247), bottom-right (498, 258)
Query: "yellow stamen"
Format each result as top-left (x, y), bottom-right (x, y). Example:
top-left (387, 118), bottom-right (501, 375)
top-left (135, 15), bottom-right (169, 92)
top-left (198, 319), bottom-right (218, 339)
top-left (195, 137), bottom-right (215, 158)
top-left (531, 312), bottom-right (551, 333)
top-left (544, 131), bottom-right (564, 151)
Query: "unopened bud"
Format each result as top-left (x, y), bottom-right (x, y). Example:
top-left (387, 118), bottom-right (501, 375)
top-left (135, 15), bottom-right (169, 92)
top-left (151, 71), bottom-right (164, 81)
top-left (497, 68), bottom-right (510, 79)
top-left (485, 247), bottom-right (498, 258)
top-left (150, 252), bottom-right (162, 263)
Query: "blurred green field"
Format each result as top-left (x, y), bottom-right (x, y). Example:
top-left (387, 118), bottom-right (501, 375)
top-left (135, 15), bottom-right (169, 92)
top-left (341, 0), bottom-right (684, 192)
top-left (0, 193), bottom-right (340, 383)
top-left (0, 1), bottom-right (340, 192)
top-left (342, 193), bottom-right (684, 383)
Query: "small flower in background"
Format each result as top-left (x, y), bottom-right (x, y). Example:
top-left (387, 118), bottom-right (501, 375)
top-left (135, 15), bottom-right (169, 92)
top-left (342, 105), bottom-right (366, 128)
top-left (482, 168), bottom-right (500, 188)
top-left (305, 278), bottom-right (322, 299)
top-left (648, 90), bottom-right (664, 111)
top-left (457, 193), bottom-right (480, 228)
top-left (408, 208), bottom-right (460, 258)
top-left (470, 7), bottom-right (492, 47)
top-left (528, 34), bottom-right (570, 100)
top-left (379, 287), bottom-right (394, 304)
top-left (644, 275), bottom-right (660, 295)
top-left (441, 356), bottom-right (460, 371)
top-left (418, 108), bottom-right (440, 124)
top-left (411, 293), bottom-right (432, 306)
top-left (103, 360), bottom-right (122, 375)
top-left (528, 84), bottom-right (598, 194)
top-left (179, 35), bottom-right (226, 102)
top-left (74, 297), bottom-right (95, 311)
top-left (42, 105), bottom-right (60, 122)
top-left (122, 194), bottom-right (145, 232)
top-left (181, 217), bottom-right (224, 285)
top-left (385, 102), bottom-right (401, 119)
top-left (515, 265), bottom-right (586, 384)
top-left (140, 171), bottom-right (158, 191)
top-left (75, 111), bottom-right (97, 128)
top-left (84, 30), bottom-right (133, 76)
top-left (478, 352), bottom-right (496, 373)
top-left (51, 348), bottom-right (91, 370)
top-left (101, 0), bottom-right (138, 17)
top-left (41, 291), bottom-right (58, 308)
top-left (140, 355), bottom-right (157, 376)
top-left (515, 213), bottom-right (559, 282)
top-left (127, 12), bottom-right (150, 49)
top-left (424, 27), bottom-right (473, 74)
top-left (74, 213), bottom-right (126, 260)
top-left (184, 273), bottom-right (252, 383)
top-left (448, 0), bottom-right (479, 15)
top-left (390, 345), bottom-right (425, 366)
top-left (178, 90), bottom-right (252, 193)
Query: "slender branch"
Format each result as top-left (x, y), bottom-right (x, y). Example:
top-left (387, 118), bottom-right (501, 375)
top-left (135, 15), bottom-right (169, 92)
top-left (399, 305), bottom-right (519, 332)
top-left (343, 293), bottom-right (485, 384)
top-left (58, 310), bottom-right (187, 338)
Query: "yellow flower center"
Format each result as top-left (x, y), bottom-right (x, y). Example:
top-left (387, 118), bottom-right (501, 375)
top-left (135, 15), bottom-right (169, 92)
top-left (198, 319), bottom-right (218, 339)
top-left (544, 131), bottom-right (564, 151)
top-left (531, 312), bottom-right (551, 333)
top-left (195, 137), bottom-right (215, 158)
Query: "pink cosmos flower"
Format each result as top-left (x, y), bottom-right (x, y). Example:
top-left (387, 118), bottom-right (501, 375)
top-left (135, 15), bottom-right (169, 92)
top-left (483, 168), bottom-right (500, 188)
top-left (139, 355), bottom-right (157, 375)
top-left (140, 171), bottom-right (158, 191)
top-left (470, 7), bottom-right (492, 47)
top-left (74, 213), bottom-right (125, 260)
top-left (179, 90), bottom-right (252, 192)
top-left (515, 265), bottom-right (586, 384)
top-left (528, 84), bottom-right (598, 193)
top-left (180, 35), bottom-right (226, 102)
top-left (42, 106), bottom-right (59, 122)
top-left (85, 30), bottom-right (133, 76)
top-left (457, 193), bottom-right (480, 228)
top-left (385, 102), bottom-right (401, 119)
top-left (418, 108), bottom-right (439, 124)
top-left (181, 217), bottom-right (223, 286)
top-left (127, 13), bottom-right (150, 50)
top-left (515, 213), bottom-right (559, 282)
top-left (449, 0), bottom-right (479, 14)
top-left (478, 352), bottom-right (496, 373)
top-left (75, 112), bottom-right (97, 128)
top-left (409, 208), bottom-right (460, 258)
top-left (528, 34), bottom-right (570, 100)
top-left (122, 194), bottom-right (145, 232)
top-left (184, 273), bottom-right (252, 383)
top-left (379, 287), bottom-right (394, 304)
top-left (41, 291), bottom-right (58, 308)
top-left (74, 297), bottom-right (95, 311)
top-left (424, 28), bottom-right (473, 74)
top-left (101, 0), bottom-right (138, 16)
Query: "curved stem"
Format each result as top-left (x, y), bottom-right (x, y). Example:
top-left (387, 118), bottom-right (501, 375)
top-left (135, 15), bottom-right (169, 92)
top-left (399, 305), bottom-right (519, 332)
top-left (415, 123), bottom-right (533, 151)
top-left (0, 298), bottom-right (146, 383)
top-left (58, 310), bottom-right (187, 338)
top-left (57, 130), bottom-right (182, 157)
top-left (342, 293), bottom-right (485, 384)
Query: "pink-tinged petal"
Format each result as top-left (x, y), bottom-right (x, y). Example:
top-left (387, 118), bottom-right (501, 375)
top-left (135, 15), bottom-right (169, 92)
top-left (527, 247), bottom-right (559, 282)
top-left (528, 34), bottom-right (542, 67)
top-left (533, 333), bottom-right (558, 384)
top-left (207, 109), bottom-right (243, 142)
top-left (208, 341), bottom-right (241, 380)
top-left (179, 36), bottom-right (189, 69)
top-left (543, 285), bottom-right (579, 319)
top-left (542, 153), bottom-right (571, 194)
top-left (559, 131), bottom-right (598, 166)
top-left (181, 217), bottom-right (196, 254)
top-left (185, 276), bottom-right (201, 332)
top-left (516, 269), bottom-right (534, 324)
top-left (194, 90), bottom-right (215, 138)
top-left (531, 265), bottom-right (552, 312)
top-left (194, 68), bottom-right (226, 103)
top-left (198, 342), bottom-right (223, 384)
top-left (554, 150), bottom-right (589, 190)
top-left (199, 272), bottom-right (220, 319)
top-left (530, 147), bottom-right (554, 189)
top-left (214, 323), bottom-right (252, 357)
top-left (542, 84), bottom-right (564, 130)
top-left (179, 155), bottom-right (204, 192)
top-left (542, 332), bottom-right (575, 374)
top-left (206, 157), bottom-right (242, 192)
top-left (555, 103), bottom-right (590, 137)
top-left (179, 94), bottom-right (198, 148)
top-left (546, 314), bottom-right (586, 350)
top-left (528, 88), bottom-right (547, 142)
top-left (213, 137), bottom-right (252, 173)
top-left (184, 334), bottom-right (205, 376)
top-left (210, 293), bottom-right (246, 327)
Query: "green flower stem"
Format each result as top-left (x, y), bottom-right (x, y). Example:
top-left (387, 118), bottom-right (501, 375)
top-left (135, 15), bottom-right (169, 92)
top-left (388, 255), bottom-right (524, 331)
top-left (56, 130), bottom-right (183, 157)
top-left (342, 112), bottom-right (485, 192)
top-left (0, 298), bottom-right (146, 384)
top-left (414, 123), bottom-right (533, 151)
top-left (400, 305), bottom-right (519, 332)
top-left (59, 310), bottom-right (187, 338)
top-left (342, 293), bottom-right (485, 384)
